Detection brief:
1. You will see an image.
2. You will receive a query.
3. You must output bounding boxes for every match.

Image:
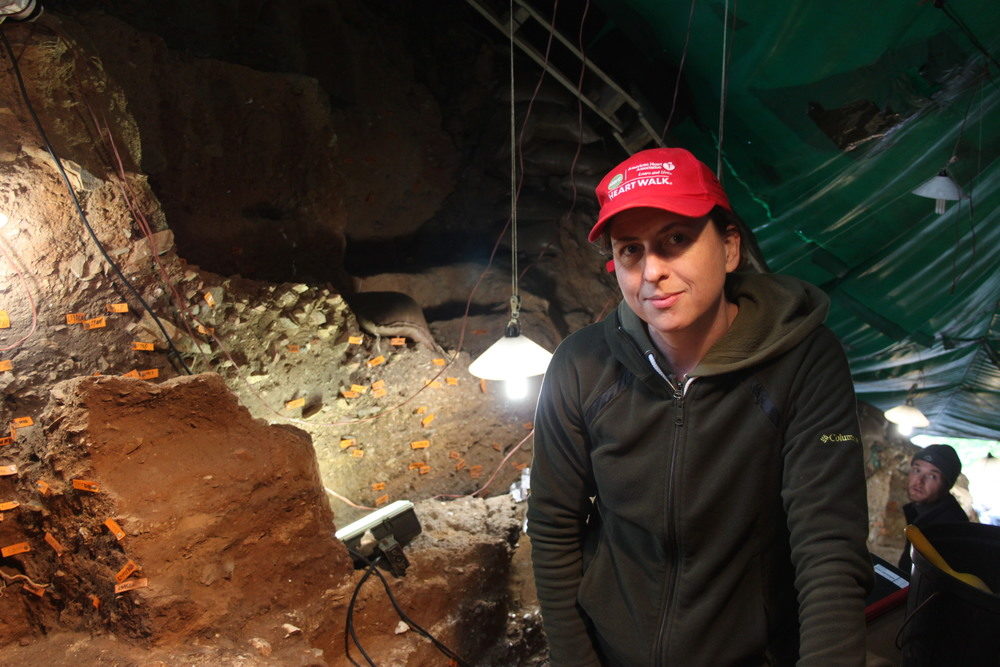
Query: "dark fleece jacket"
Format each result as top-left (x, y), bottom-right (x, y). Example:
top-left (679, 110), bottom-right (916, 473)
top-left (527, 272), bottom-right (873, 666)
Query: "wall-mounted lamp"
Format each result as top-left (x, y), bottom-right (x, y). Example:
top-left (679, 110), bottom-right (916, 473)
top-left (911, 169), bottom-right (964, 215)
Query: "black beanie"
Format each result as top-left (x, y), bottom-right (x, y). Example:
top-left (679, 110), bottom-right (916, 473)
top-left (912, 444), bottom-right (962, 490)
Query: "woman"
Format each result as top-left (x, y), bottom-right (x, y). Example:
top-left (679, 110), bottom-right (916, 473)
top-left (527, 148), bottom-right (872, 665)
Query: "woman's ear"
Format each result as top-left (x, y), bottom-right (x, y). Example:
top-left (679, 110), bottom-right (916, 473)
top-left (724, 225), bottom-right (741, 272)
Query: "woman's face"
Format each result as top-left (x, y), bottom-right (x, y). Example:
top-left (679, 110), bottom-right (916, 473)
top-left (610, 207), bottom-right (740, 344)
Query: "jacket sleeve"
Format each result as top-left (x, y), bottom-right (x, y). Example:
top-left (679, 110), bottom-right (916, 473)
top-left (779, 328), bottom-right (874, 665)
top-left (527, 344), bottom-right (603, 666)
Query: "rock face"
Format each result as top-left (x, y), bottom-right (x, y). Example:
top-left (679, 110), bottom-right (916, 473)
top-left (0, 372), bottom-right (532, 664)
top-left (0, 373), bottom-right (351, 657)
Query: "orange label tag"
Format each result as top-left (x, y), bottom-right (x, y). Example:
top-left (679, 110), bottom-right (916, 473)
top-left (287, 344), bottom-right (300, 353)
top-left (472, 328), bottom-right (488, 335)
top-left (468, 465), bottom-right (484, 478)
top-left (512, 462), bottom-right (528, 471)
top-left (285, 398), bottom-right (305, 410)
top-left (37, 479), bottom-right (52, 495)
top-left (0, 501), bottom-right (18, 511)
top-left (454, 460), bottom-right (466, 471)
top-left (22, 582), bottom-right (46, 597)
top-left (121, 370), bottom-right (140, 379)
top-left (408, 462), bottom-right (425, 470)
top-left (410, 440), bottom-right (430, 450)
top-left (389, 337), bottom-right (406, 346)
top-left (132, 342), bottom-right (155, 351)
top-left (0, 360), bottom-right (11, 372)
top-left (72, 479), bottom-right (100, 493)
top-left (420, 414), bottom-right (435, 428)
top-left (1, 541), bottom-right (30, 557)
top-left (367, 355), bottom-right (385, 367)
top-left (371, 380), bottom-right (386, 391)
top-left (203, 292), bottom-right (216, 307)
top-left (375, 494), bottom-right (390, 506)
top-left (339, 390), bottom-right (359, 399)
top-left (418, 466), bottom-right (431, 475)
top-left (350, 384), bottom-right (368, 394)
top-left (65, 313), bottom-right (87, 324)
top-left (427, 380), bottom-right (443, 389)
top-left (115, 560), bottom-right (140, 584)
top-left (448, 451), bottom-right (461, 459)
top-left (414, 406), bottom-right (427, 415)
top-left (348, 335), bottom-right (364, 345)
top-left (196, 324), bottom-right (215, 335)
top-left (104, 519), bottom-right (126, 540)
top-left (44, 532), bottom-right (65, 555)
top-left (371, 388), bottom-right (387, 398)
top-left (349, 449), bottom-right (365, 458)
top-left (90, 594), bottom-right (101, 609)
top-left (0, 311), bottom-right (9, 328)
top-left (339, 439), bottom-right (356, 449)
top-left (432, 358), bottom-right (446, 366)
top-left (0, 465), bottom-right (17, 476)
top-left (114, 577), bottom-right (148, 594)
top-left (0, 436), bottom-right (12, 447)
top-left (11, 417), bottom-right (33, 428)
top-left (445, 377), bottom-right (459, 386)
top-left (83, 317), bottom-right (107, 330)
top-left (371, 482), bottom-right (386, 491)
top-left (106, 303), bottom-right (129, 313)
top-left (138, 369), bottom-right (159, 380)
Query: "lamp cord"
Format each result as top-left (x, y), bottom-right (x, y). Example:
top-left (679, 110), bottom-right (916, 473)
top-left (508, 0), bottom-right (519, 324)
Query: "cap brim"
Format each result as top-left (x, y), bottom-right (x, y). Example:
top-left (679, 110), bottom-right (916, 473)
top-left (587, 197), bottom-right (718, 243)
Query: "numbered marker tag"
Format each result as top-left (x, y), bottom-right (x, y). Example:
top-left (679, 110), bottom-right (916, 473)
top-left (72, 479), bottom-right (100, 493)
top-left (83, 317), bottom-right (107, 330)
top-left (366, 355), bottom-right (386, 368)
top-left (1, 541), bottom-right (30, 557)
top-left (138, 369), bottom-right (159, 380)
top-left (420, 414), bottom-right (435, 428)
top-left (389, 337), bottom-right (406, 346)
top-left (114, 560), bottom-right (140, 584)
top-left (375, 494), bottom-right (390, 506)
top-left (203, 292), bottom-right (216, 307)
top-left (0, 501), bottom-right (18, 511)
top-left (348, 335), bottom-right (364, 345)
top-left (132, 342), bottom-right (155, 351)
top-left (44, 532), bottom-right (65, 556)
top-left (287, 344), bottom-right (300, 353)
top-left (65, 313), bottom-right (87, 324)
top-left (121, 370), bottom-right (141, 379)
top-left (285, 398), bottom-right (305, 410)
top-left (0, 311), bottom-right (9, 328)
top-left (349, 449), bottom-right (365, 459)
top-left (104, 518), bottom-right (126, 541)
top-left (410, 440), bottom-right (430, 450)
top-left (0, 436), bottom-right (12, 447)
top-left (445, 377), bottom-right (459, 386)
top-left (371, 482), bottom-right (386, 491)
top-left (0, 360), bottom-right (11, 372)
top-left (12, 417), bottom-right (33, 428)
top-left (114, 578), bottom-right (148, 594)
top-left (432, 358), bottom-right (446, 366)
top-left (339, 439), bottom-right (356, 450)
top-left (106, 303), bottom-right (129, 313)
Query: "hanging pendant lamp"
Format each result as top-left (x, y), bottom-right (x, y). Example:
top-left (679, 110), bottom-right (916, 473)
top-left (884, 384), bottom-right (930, 436)
top-left (468, 0), bottom-right (552, 399)
top-left (912, 169), bottom-right (964, 215)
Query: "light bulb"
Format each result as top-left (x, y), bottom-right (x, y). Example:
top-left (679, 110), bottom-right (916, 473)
top-left (0, 213), bottom-right (8, 228)
top-left (896, 423), bottom-right (914, 437)
top-left (504, 376), bottom-right (529, 400)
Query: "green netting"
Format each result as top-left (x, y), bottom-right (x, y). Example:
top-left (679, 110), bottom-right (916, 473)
top-left (594, 0), bottom-right (1000, 438)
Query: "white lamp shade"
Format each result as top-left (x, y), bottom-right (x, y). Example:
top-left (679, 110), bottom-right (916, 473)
top-left (884, 403), bottom-right (930, 429)
top-left (468, 334), bottom-right (553, 381)
top-left (912, 172), bottom-right (964, 201)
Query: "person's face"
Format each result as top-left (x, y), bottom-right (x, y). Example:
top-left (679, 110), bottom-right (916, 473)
top-left (610, 208), bottom-right (740, 341)
top-left (908, 459), bottom-right (945, 504)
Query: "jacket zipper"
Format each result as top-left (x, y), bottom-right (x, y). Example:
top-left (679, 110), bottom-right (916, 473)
top-left (616, 322), bottom-right (688, 665)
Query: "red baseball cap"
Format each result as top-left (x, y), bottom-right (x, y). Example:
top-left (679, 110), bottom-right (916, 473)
top-left (588, 147), bottom-right (732, 242)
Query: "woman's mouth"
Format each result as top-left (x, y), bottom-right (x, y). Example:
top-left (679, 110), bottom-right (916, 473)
top-left (646, 292), bottom-right (681, 308)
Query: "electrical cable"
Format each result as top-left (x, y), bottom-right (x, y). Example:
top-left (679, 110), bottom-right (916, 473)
top-left (715, 0), bottom-right (732, 178)
top-left (661, 0), bottom-right (698, 141)
top-left (0, 29), bottom-right (193, 375)
top-left (346, 546), bottom-right (473, 667)
top-left (345, 555), bottom-right (380, 667)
